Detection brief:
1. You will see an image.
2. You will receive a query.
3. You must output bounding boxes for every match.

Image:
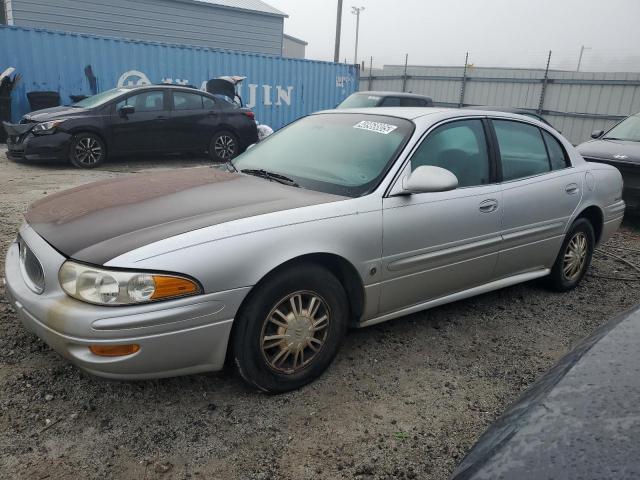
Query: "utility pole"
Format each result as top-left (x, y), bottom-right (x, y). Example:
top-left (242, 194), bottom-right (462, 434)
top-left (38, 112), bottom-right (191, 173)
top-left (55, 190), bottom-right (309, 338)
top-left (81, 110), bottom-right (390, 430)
top-left (538, 50), bottom-right (552, 114)
top-left (459, 52), bottom-right (469, 107)
top-left (352, 6), bottom-right (365, 65)
top-left (333, 0), bottom-right (343, 63)
top-left (576, 45), bottom-right (591, 72)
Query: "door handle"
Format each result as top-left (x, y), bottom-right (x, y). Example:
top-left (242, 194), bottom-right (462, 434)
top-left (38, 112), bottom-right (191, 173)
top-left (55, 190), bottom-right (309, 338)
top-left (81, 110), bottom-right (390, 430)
top-left (479, 199), bottom-right (498, 213)
top-left (565, 183), bottom-right (580, 195)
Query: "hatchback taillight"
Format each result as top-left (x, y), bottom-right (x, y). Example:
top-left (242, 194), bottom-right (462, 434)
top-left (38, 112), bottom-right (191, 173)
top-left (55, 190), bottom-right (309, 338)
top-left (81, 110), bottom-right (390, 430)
top-left (243, 111), bottom-right (255, 120)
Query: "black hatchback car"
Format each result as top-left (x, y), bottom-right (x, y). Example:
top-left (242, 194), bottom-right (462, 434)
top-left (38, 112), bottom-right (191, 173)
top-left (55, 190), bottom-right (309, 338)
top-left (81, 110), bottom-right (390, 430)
top-left (3, 85), bottom-right (259, 168)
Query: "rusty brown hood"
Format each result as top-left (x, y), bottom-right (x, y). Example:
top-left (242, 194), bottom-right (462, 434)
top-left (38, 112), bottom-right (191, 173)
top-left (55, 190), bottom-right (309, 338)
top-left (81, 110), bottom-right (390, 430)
top-left (25, 167), bottom-right (345, 265)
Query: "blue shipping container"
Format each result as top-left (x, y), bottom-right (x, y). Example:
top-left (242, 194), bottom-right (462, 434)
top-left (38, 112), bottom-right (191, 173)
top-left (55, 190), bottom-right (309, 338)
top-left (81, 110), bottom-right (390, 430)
top-left (0, 26), bottom-right (359, 128)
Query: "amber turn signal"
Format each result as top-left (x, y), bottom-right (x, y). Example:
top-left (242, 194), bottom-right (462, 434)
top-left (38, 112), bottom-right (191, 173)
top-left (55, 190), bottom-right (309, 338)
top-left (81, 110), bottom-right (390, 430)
top-left (151, 276), bottom-right (200, 300)
top-left (89, 344), bottom-right (140, 357)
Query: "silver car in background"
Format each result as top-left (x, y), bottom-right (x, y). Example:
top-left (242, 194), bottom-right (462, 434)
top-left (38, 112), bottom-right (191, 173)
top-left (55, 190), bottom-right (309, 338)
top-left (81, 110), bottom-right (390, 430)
top-left (5, 108), bottom-right (625, 393)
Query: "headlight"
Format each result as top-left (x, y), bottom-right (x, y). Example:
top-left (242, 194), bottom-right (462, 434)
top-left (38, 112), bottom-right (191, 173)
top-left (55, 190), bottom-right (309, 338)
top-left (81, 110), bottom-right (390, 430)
top-left (59, 261), bottom-right (201, 306)
top-left (32, 119), bottom-right (67, 135)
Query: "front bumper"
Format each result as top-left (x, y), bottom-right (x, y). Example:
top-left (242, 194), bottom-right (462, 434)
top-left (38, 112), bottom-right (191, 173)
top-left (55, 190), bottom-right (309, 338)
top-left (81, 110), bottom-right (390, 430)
top-left (4, 123), bottom-right (71, 162)
top-left (4, 224), bottom-right (250, 379)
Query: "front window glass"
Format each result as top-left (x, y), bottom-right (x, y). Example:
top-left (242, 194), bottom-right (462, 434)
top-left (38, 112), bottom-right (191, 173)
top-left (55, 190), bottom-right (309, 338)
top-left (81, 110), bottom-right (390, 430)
top-left (494, 120), bottom-right (550, 181)
top-left (116, 91), bottom-right (164, 112)
top-left (401, 98), bottom-right (427, 107)
top-left (380, 97), bottom-right (401, 107)
top-left (604, 115), bottom-right (640, 141)
top-left (411, 119), bottom-right (490, 188)
top-left (337, 93), bottom-right (382, 109)
top-left (72, 88), bottom-right (129, 109)
top-left (232, 114), bottom-right (414, 197)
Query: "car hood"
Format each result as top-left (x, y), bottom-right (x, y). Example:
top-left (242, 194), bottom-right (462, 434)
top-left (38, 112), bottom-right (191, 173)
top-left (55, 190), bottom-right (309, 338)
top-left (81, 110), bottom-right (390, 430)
top-left (25, 167), bottom-right (346, 265)
top-left (577, 139), bottom-right (640, 164)
top-left (22, 106), bottom-right (90, 122)
top-left (451, 305), bottom-right (640, 480)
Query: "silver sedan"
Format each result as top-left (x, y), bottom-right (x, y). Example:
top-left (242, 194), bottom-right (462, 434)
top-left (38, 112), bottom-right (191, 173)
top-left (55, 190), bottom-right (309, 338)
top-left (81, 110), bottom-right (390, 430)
top-left (4, 108), bottom-right (625, 393)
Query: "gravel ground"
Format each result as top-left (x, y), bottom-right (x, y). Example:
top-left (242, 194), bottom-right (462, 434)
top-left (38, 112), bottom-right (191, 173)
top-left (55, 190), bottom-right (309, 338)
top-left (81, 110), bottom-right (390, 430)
top-left (2, 147), bottom-right (640, 480)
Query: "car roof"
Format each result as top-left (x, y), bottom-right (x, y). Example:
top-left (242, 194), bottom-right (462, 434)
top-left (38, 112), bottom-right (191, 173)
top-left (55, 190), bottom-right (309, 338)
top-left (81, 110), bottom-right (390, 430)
top-left (120, 84), bottom-right (203, 92)
top-left (315, 107), bottom-right (553, 124)
top-left (354, 91), bottom-right (433, 100)
top-left (463, 105), bottom-right (529, 113)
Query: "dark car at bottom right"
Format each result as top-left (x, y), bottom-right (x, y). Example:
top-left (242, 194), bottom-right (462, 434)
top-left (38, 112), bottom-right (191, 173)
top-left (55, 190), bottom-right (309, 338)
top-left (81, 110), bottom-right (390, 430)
top-left (577, 112), bottom-right (640, 210)
top-left (450, 304), bottom-right (640, 480)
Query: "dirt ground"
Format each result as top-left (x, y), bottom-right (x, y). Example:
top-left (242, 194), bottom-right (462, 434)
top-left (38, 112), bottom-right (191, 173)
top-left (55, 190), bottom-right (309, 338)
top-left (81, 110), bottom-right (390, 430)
top-left (2, 148), bottom-right (640, 480)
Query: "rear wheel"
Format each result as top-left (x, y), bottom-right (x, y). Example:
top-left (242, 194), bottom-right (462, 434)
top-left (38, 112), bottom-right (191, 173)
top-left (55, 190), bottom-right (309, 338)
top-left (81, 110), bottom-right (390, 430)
top-left (209, 131), bottom-right (239, 162)
top-left (546, 218), bottom-right (595, 291)
top-left (69, 133), bottom-right (106, 168)
top-left (232, 264), bottom-right (348, 393)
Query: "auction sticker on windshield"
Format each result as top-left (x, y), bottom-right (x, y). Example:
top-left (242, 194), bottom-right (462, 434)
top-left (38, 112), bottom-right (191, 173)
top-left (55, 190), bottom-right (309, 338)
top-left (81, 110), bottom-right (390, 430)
top-left (354, 120), bottom-right (398, 135)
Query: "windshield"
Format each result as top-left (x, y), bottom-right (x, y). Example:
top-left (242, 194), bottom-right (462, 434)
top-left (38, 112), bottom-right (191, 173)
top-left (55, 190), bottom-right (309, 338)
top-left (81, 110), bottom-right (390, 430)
top-left (232, 113), bottom-right (414, 197)
top-left (72, 88), bottom-right (129, 109)
top-left (337, 93), bottom-right (382, 109)
top-left (604, 114), bottom-right (640, 141)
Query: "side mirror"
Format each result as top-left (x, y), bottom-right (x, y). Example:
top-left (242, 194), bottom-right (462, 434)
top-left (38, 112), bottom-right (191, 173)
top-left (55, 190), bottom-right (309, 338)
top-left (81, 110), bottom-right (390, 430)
top-left (591, 129), bottom-right (604, 139)
top-left (402, 165), bottom-right (458, 194)
top-left (119, 105), bottom-right (135, 117)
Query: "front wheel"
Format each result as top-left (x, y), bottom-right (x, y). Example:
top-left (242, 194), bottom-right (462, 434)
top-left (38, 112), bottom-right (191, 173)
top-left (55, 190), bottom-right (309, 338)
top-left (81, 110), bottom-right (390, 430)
top-left (232, 265), bottom-right (348, 393)
top-left (209, 131), bottom-right (239, 162)
top-left (69, 133), bottom-right (106, 168)
top-left (546, 218), bottom-right (595, 291)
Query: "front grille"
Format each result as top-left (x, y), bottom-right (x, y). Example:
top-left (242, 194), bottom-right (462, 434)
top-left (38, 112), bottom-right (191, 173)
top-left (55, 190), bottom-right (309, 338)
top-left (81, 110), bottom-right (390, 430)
top-left (18, 236), bottom-right (45, 294)
top-left (6, 149), bottom-right (25, 160)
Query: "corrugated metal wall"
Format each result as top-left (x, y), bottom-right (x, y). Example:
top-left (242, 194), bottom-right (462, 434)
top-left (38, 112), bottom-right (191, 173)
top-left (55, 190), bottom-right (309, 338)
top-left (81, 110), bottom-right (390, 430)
top-left (362, 65), bottom-right (640, 145)
top-left (0, 26), bottom-right (359, 129)
top-left (9, 0), bottom-right (285, 55)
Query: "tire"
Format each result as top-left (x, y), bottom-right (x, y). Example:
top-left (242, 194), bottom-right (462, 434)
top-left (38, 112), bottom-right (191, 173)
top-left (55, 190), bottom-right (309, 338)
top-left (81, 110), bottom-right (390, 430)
top-left (209, 130), bottom-right (239, 162)
top-left (69, 132), bottom-right (106, 168)
top-left (546, 218), bottom-right (595, 292)
top-left (232, 264), bottom-right (349, 393)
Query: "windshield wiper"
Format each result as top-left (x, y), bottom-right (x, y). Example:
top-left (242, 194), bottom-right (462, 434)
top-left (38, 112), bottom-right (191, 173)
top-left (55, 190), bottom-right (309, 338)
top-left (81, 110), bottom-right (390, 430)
top-left (602, 137), bottom-right (633, 141)
top-left (241, 169), bottom-right (300, 187)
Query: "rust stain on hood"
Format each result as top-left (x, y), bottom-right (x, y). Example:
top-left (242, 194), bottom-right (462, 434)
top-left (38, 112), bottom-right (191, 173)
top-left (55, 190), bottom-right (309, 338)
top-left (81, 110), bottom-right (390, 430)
top-left (26, 167), bottom-right (239, 225)
top-left (25, 166), bottom-right (345, 265)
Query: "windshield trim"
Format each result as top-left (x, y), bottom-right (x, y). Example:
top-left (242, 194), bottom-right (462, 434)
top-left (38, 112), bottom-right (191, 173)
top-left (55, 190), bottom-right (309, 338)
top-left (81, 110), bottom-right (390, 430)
top-left (602, 114), bottom-right (640, 143)
top-left (232, 112), bottom-right (416, 198)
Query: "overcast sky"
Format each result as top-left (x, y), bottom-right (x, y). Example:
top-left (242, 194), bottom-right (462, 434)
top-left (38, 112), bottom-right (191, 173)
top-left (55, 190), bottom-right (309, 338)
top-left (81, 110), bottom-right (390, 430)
top-left (267, 0), bottom-right (640, 72)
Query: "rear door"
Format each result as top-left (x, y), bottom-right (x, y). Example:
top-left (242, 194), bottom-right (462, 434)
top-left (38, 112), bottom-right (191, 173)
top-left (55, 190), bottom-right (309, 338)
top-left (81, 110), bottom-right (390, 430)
top-left (110, 90), bottom-right (169, 153)
top-left (168, 90), bottom-right (212, 152)
top-left (491, 119), bottom-right (582, 277)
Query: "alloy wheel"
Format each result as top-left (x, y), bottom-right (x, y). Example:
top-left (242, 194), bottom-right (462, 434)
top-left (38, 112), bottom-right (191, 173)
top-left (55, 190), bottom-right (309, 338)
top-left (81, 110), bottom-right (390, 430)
top-left (563, 231), bottom-right (588, 281)
top-left (214, 135), bottom-right (237, 160)
top-left (260, 291), bottom-right (330, 374)
top-left (74, 137), bottom-right (103, 165)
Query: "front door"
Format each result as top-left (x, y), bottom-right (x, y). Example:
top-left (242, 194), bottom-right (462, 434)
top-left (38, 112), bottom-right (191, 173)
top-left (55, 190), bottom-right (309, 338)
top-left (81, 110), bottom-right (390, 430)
top-left (380, 118), bottom-right (503, 314)
top-left (110, 90), bottom-right (169, 154)
top-left (491, 119), bottom-right (583, 277)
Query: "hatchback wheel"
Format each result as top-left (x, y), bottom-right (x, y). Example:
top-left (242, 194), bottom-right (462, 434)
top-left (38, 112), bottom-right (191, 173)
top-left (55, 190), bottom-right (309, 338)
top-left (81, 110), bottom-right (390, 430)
top-left (69, 133), bottom-right (106, 168)
top-left (232, 264), bottom-right (348, 393)
top-left (547, 218), bottom-right (595, 291)
top-left (210, 131), bottom-right (239, 162)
